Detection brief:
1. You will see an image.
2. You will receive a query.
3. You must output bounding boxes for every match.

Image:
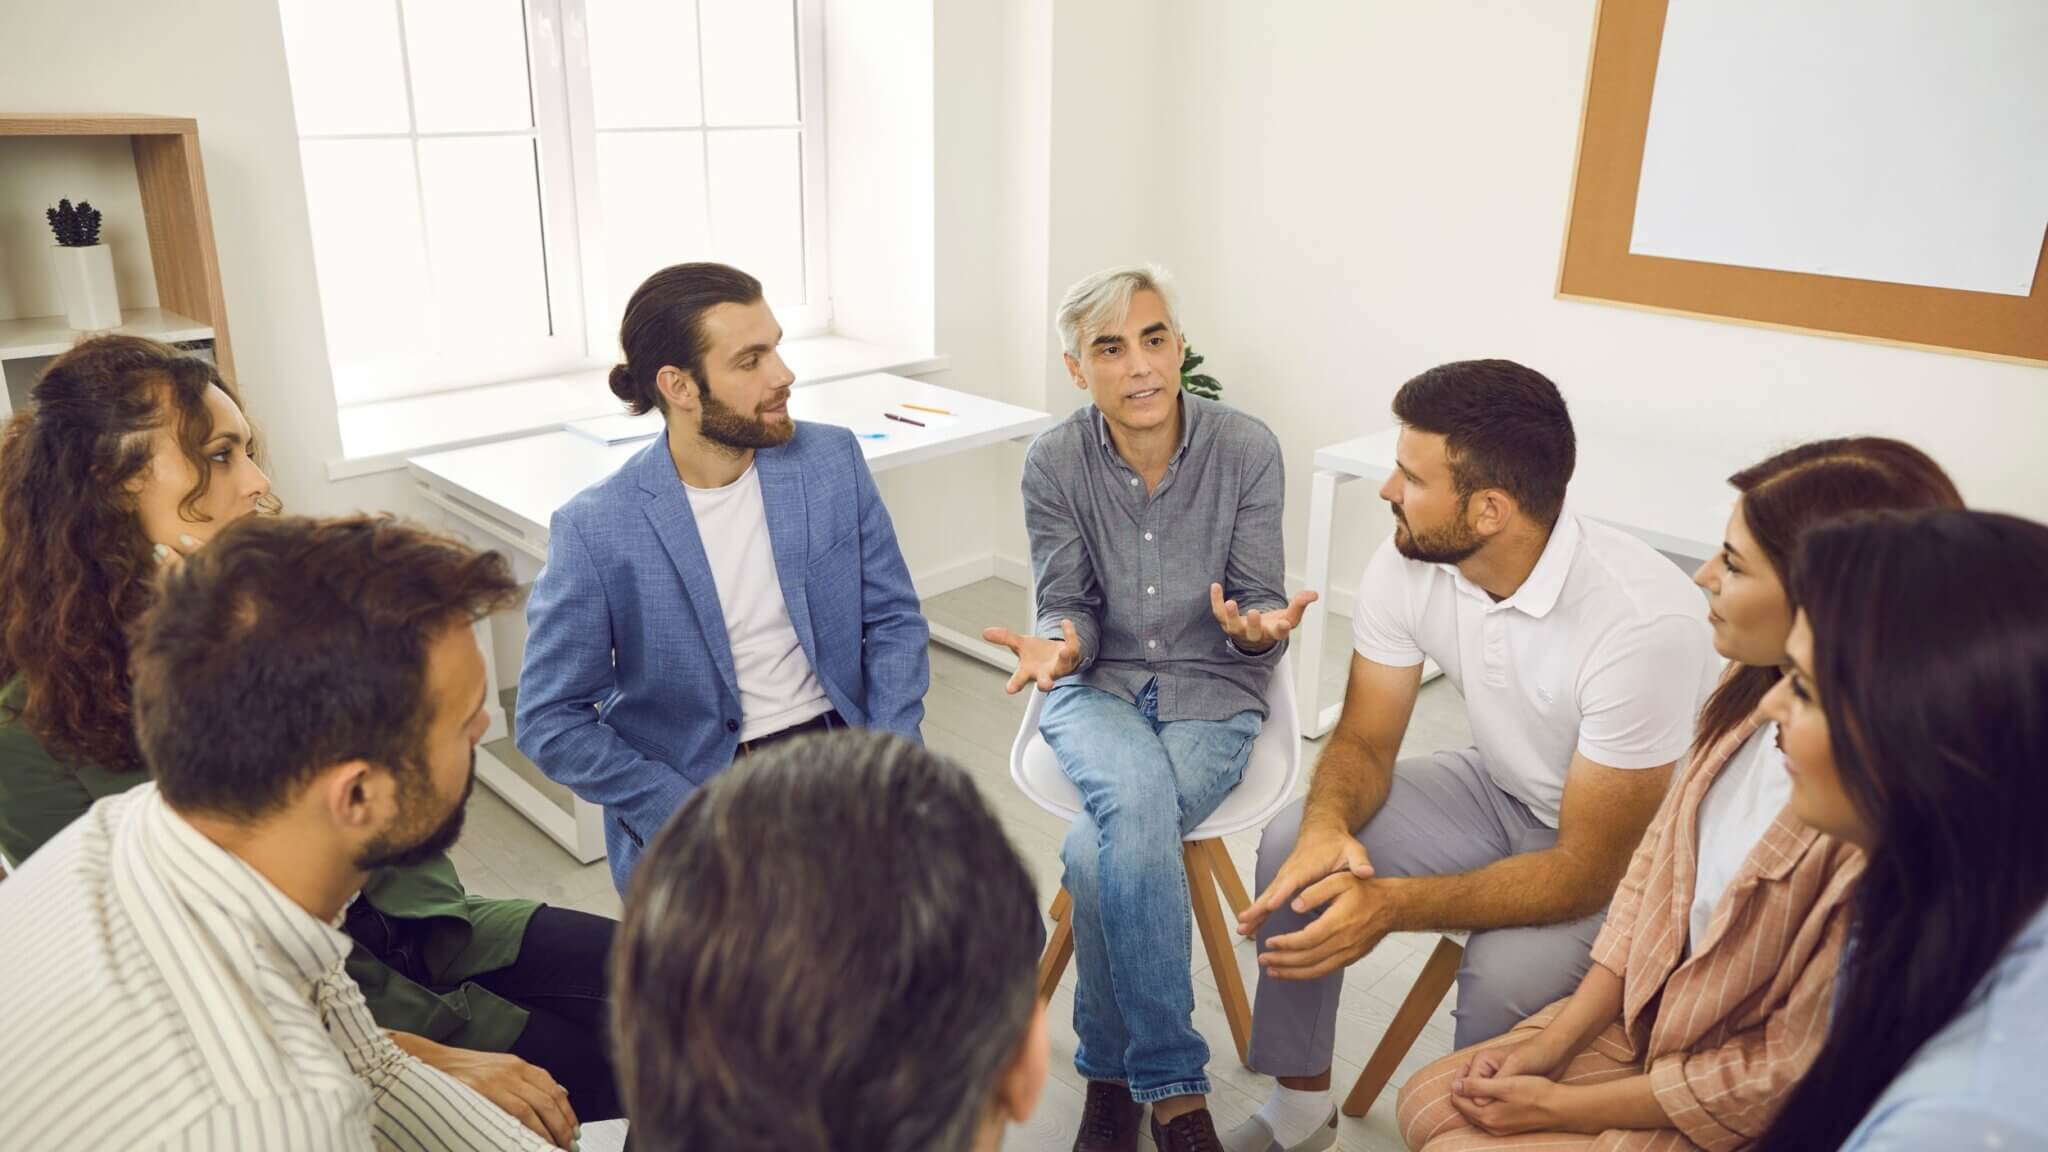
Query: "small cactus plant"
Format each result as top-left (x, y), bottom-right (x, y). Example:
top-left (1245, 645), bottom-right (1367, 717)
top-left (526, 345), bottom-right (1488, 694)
top-left (1180, 344), bottom-right (1221, 400)
top-left (47, 198), bottom-right (104, 247)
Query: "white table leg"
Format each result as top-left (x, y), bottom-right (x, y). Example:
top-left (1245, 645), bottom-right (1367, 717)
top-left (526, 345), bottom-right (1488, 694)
top-left (1298, 469), bottom-right (1353, 738)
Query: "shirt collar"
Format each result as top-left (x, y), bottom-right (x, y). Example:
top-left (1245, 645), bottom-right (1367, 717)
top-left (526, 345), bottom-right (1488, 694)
top-left (1507, 512), bottom-right (1579, 617)
top-left (1465, 510), bottom-right (1579, 618)
top-left (1092, 390), bottom-right (1197, 469)
top-left (139, 786), bottom-right (356, 984)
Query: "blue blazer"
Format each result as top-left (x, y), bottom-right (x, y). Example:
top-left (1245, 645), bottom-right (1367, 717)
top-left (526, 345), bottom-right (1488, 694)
top-left (516, 423), bottom-right (929, 891)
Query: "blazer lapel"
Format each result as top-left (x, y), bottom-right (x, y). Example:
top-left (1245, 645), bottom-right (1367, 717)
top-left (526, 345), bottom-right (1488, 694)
top-left (754, 444), bottom-right (820, 661)
top-left (633, 438), bottom-right (739, 702)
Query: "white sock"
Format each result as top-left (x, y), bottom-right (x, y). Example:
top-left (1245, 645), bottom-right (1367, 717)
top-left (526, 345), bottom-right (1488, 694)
top-left (1257, 1085), bottom-right (1330, 1146)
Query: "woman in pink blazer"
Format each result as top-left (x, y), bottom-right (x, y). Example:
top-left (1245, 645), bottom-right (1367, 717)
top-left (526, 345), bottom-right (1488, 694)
top-left (1396, 438), bottom-right (1960, 1152)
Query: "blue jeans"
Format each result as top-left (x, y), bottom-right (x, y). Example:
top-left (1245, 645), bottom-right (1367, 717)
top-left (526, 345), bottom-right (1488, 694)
top-left (1041, 680), bottom-right (1262, 1103)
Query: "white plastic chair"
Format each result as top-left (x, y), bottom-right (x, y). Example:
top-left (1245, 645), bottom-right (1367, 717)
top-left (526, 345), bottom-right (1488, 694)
top-left (1009, 655), bottom-right (1302, 1065)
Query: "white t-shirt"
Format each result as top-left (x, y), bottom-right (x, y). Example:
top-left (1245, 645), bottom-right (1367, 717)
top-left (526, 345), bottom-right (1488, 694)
top-left (1689, 722), bottom-right (1793, 952)
top-left (1352, 512), bottom-right (1723, 826)
top-left (685, 463), bottom-right (834, 741)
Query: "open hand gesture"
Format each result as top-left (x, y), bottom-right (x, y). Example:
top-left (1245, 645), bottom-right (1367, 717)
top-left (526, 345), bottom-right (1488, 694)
top-left (1211, 584), bottom-right (1319, 652)
top-left (982, 619), bottom-right (1084, 695)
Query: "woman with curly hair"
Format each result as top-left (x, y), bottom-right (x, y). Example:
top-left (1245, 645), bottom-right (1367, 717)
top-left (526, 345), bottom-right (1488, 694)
top-left (0, 335), bottom-right (620, 1147)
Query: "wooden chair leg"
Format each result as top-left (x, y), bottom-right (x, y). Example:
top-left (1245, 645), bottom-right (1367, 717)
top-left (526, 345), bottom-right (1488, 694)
top-left (1038, 887), bottom-right (1076, 1001)
top-left (1342, 936), bottom-right (1464, 1118)
top-left (1202, 838), bottom-right (1252, 921)
top-left (1186, 840), bottom-right (1253, 1066)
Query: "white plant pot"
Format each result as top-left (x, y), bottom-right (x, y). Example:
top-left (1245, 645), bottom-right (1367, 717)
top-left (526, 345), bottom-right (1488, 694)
top-left (51, 243), bottom-right (121, 331)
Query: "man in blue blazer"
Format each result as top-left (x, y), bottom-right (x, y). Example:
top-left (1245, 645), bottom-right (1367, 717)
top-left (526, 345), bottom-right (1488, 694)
top-left (517, 263), bottom-right (929, 892)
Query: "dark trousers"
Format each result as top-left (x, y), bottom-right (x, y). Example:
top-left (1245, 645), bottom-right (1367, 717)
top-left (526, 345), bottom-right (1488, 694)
top-left (473, 906), bottom-right (624, 1122)
top-left (347, 901), bottom-right (623, 1121)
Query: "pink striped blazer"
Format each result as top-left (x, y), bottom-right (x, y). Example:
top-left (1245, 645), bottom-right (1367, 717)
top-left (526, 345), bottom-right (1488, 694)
top-left (1578, 712), bottom-right (1864, 1150)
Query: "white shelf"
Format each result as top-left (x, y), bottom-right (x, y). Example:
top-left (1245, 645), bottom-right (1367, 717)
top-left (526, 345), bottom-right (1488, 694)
top-left (0, 307), bottom-right (213, 362)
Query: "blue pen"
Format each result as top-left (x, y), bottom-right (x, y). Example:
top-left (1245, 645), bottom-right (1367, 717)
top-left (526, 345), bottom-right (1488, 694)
top-left (859, 432), bottom-right (889, 440)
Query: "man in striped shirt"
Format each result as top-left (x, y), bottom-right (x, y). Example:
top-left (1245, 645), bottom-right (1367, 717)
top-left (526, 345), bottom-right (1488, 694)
top-left (0, 515), bottom-right (562, 1151)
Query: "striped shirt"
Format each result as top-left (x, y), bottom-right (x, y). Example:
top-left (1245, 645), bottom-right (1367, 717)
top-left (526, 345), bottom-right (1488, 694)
top-left (0, 784), bottom-right (554, 1151)
top-left (1590, 714), bottom-right (1865, 1151)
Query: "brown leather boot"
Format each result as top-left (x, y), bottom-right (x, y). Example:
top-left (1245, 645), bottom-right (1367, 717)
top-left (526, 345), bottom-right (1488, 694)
top-left (1150, 1106), bottom-right (1225, 1152)
top-left (1071, 1080), bottom-right (1143, 1152)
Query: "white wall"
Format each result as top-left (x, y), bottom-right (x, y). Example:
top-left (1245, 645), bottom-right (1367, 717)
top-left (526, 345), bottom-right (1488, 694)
top-left (1137, 0), bottom-right (2048, 596)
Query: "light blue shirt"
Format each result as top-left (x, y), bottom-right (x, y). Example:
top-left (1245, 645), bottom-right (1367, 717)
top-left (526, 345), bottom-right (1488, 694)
top-left (1838, 899), bottom-right (2048, 1151)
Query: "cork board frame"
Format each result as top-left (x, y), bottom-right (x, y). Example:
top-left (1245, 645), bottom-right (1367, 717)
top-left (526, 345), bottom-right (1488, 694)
top-left (1556, 0), bottom-right (2048, 368)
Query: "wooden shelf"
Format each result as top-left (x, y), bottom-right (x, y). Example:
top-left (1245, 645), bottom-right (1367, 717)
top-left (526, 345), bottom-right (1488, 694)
top-left (0, 114), bottom-right (233, 383)
top-left (0, 308), bottom-right (214, 362)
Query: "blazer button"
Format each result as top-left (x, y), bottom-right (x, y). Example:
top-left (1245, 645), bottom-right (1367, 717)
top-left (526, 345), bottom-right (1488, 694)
top-left (726, 719), bottom-right (739, 732)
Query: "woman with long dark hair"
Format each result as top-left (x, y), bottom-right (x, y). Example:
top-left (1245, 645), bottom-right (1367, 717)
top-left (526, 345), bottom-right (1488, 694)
top-left (0, 335), bottom-right (621, 1146)
top-left (1757, 508), bottom-right (2048, 1149)
top-left (1396, 438), bottom-right (1961, 1151)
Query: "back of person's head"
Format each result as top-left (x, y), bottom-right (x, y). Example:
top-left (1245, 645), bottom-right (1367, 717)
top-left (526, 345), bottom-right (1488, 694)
top-left (1758, 508), bottom-right (2048, 1152)
top-left (615, 730), bottom-right (1049, 1152)
top-left (0, 334), bottom-right (267, 772)
top-left (1391, 359), bottom-right (1575, 529)
top-left (1692, 436), bottom-right (1962, 757)
top-left (131, 514), bottom-right (517, 819)
top-left (609, 262), bottom-right (764, 416)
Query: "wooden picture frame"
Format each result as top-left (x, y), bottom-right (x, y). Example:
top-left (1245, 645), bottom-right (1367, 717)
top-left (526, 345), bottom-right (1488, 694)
top-left (1556, 0), bottom-right (2048, 368)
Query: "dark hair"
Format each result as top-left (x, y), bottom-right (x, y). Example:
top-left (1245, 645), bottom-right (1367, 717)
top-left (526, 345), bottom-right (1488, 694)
top-left (1758, 509), bottom-right (2048, 1151)
top-left (130, 515), bottom-right (517, 818)
top-left (1691, 437), bottom-right (1961, 760)
top-left (1391, 359), bottom-right (1575, 528)
top-left (615, 731), bottom-right (1045, 1152)
top-left (0, 334), bottom-right (278, 773)
top-left (609, 262), bottom-right (764, 416)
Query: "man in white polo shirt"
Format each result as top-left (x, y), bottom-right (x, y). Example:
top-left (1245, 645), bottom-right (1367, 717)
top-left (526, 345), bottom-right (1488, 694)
top-left (1223, 361), bottom-right (1722, 1152)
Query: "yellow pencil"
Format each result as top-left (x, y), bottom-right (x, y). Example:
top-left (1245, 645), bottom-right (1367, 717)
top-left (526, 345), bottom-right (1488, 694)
top-left (902, 402), bottom-right (952, 416)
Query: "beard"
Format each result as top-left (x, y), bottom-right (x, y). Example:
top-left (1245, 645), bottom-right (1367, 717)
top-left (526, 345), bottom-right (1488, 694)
top-left (355, 753), bottom-right (475, 871)
top-left (699, 387), bottom-right (795, 451)
top-left (1391, 499), bottom-right (1484, 564)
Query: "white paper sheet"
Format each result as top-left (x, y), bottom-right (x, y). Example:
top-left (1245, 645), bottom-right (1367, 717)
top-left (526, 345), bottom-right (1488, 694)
top-left (1630, 0), bottom-right (2048, 296)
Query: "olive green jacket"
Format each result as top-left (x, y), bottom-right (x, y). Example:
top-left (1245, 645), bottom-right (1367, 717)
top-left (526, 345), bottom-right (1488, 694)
top-left (0, 677), bottom-right (538, 1051)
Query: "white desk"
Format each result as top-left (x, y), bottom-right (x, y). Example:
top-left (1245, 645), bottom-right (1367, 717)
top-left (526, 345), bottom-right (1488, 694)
top-left (409, 372), bottom-right (1054, 860)
top-left (1295, 425), bottom-right (1747, 738)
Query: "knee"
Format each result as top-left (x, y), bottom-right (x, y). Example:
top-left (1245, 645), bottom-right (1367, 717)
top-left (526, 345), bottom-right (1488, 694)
top-left (1061, 819), bottom-right (1102, 898)
top-left (1394, 1052), bottom-right (1471, 1150)
top-left (1255, 798), bottom-right (1307, 889)
top-left (1455, 933), bottom-right (1587, 1045)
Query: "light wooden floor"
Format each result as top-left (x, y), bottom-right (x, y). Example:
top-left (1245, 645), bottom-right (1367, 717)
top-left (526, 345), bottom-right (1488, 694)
top-left (453, 580), bottom-right (1474, 1151)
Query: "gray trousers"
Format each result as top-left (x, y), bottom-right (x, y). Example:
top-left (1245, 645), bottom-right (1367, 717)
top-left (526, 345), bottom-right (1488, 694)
top-left (1246, 747), bottom-right (1604, 1073)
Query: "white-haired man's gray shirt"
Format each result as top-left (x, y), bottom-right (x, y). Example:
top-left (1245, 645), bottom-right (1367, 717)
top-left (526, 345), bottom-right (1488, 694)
top-left (1022, 392), bottom-right (1289, 721)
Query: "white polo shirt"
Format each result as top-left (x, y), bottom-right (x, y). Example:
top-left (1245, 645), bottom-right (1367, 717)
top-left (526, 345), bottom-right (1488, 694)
top-left (1352, 512), bottom-right (1722, 827)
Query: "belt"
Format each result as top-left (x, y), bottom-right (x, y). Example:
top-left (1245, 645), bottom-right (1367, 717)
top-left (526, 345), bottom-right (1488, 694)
top-left (735, 709), bottom-right (845, 758)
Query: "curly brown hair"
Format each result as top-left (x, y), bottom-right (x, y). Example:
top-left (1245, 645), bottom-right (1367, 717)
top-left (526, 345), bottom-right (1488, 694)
top-left (0, 334), bottom-right (278, 773)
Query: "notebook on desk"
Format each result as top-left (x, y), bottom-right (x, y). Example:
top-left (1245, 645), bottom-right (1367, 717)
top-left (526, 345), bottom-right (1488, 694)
top-left (565, 410), bottom-right (663, 445)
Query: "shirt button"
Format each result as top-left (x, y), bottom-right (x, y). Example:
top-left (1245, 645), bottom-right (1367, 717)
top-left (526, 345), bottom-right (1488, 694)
top-left (1144, 532), bottom-right (1153, 541)
top-left (1148, 640), bottom-right (1157, 649)
top-left (726, 719), bottom-right (739, 732)
top-left (1129, 477), bottom-right (1138, 486)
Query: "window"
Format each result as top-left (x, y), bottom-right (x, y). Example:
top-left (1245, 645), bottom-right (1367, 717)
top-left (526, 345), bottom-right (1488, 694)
top-left (281, 0), bottom-right (830, 406)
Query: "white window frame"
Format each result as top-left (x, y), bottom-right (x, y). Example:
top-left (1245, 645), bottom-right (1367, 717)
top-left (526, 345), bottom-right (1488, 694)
top-left (554, 0), bottom-right (833, 359)
top-left (296, 0), bottom-right (833, 406)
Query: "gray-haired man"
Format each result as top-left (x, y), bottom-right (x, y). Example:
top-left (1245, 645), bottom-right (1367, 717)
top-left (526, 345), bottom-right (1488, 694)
top-left (983, 265), bottom-right (1318, 1152)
